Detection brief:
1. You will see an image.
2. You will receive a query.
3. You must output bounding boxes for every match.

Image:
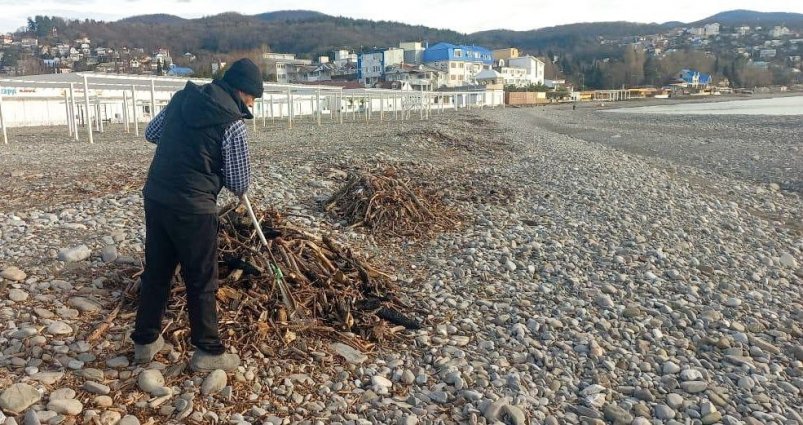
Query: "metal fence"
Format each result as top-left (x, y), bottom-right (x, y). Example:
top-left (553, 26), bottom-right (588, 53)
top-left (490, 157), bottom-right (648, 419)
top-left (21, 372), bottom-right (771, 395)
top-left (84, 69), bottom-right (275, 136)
top-left (0, 73), bottom-right (505, 145)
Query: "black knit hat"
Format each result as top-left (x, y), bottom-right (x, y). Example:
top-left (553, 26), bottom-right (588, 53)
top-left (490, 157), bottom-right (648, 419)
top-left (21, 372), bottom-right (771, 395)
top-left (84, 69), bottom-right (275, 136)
top-left (222, 58), bottom-right (264, 98)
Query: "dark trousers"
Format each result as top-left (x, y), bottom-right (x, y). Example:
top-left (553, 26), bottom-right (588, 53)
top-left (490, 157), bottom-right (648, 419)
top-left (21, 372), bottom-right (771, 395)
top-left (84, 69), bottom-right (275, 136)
top-left (131, 199), bottom-right (225, 354)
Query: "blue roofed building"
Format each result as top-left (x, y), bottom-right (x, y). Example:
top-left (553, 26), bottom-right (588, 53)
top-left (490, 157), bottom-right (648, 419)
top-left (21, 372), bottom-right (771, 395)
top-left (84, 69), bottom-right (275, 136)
top-left (167, 64), bottom-right (194, 77)
top-left (422, 42), bottom-right (493, 88)
top-left (679, 69), bottom-right (711, 87)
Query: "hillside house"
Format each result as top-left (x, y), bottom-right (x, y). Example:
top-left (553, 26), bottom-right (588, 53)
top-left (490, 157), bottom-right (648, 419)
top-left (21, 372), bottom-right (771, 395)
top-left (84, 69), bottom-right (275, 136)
top-left (770, 26), bottom-right (790, 38)
top-left (704, 23), bottom-right (720, 37)
top-left (422, 42), bottom-right (493, 87)
top-left (21, 38), bottom-right (38, 48)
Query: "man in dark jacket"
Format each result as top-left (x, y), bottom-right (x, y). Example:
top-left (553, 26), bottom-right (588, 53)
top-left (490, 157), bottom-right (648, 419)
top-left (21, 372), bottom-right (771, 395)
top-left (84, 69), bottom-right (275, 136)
top-left (131, 58), bottom-right (263, 371)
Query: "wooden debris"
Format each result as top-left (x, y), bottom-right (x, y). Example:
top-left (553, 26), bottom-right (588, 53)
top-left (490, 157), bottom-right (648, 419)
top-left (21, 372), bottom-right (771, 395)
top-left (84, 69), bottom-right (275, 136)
top-left (324, 166), bottom-right (457, 238)
top-left (127, 203), bottom-right (422, 357)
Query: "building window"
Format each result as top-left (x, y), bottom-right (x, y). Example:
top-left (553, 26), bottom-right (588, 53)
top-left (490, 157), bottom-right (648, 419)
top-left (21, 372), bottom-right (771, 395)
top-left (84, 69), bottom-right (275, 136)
top-left (459, 63), bottom-right (464, 68)
top-left (450, 62), bottom-right (457, 68)
top-left (450, 75), bottom-right (456, 80)
top-left (454, 49), bottom-right (462, 57)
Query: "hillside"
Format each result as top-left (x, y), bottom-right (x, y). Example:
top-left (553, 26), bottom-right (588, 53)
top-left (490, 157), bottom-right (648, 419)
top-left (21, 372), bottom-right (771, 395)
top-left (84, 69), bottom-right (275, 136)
top-left (10, 9), bottom-right (801, 87)
top-left (117, 14), bottom-right (187, 25)
top-left (472, 21), bottom-right (674, 52)
top-left (24, 9), bottom-right (803, 60)
top-left (54, 12), bottom-right (468, 59)
top-left (254, 10), bottom-right (330, 22)
top-left (691, 9), bottom-right (803, 26)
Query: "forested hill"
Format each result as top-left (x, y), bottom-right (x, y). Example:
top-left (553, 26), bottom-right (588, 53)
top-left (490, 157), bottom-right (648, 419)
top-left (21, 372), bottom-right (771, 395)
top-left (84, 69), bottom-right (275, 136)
top-left (20, 9), bottom-right (803, 60)
top-left (691, 10), bottom-right (803, 26)
top-left (39, 12), bottom-right (469, 59)
top-left (471, 21), bottom-right (674, 51)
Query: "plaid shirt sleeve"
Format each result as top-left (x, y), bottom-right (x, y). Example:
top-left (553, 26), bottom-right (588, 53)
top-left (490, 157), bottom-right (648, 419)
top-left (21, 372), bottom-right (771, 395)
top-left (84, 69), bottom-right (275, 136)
top-left (144, 106), bottom-right (168, 144)
top-left (221, 120), bottom-right (251, 197)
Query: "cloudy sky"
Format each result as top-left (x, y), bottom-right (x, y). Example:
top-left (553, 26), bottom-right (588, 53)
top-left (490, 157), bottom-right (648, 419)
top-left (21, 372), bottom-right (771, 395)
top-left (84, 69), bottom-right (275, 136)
top-left (2, 0), bottom-right (802, 34)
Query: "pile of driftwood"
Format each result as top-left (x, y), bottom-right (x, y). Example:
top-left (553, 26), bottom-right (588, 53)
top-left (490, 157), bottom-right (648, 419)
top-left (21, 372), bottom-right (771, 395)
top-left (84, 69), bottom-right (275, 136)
top-left (123, 204), bottom-right (421, 357)
top-left (324, 167), bottom-right (457, 238)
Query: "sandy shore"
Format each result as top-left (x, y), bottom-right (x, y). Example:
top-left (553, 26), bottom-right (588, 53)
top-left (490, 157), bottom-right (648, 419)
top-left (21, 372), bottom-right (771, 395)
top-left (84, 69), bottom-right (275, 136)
top-left (1, 108), bottom-right (801, 425)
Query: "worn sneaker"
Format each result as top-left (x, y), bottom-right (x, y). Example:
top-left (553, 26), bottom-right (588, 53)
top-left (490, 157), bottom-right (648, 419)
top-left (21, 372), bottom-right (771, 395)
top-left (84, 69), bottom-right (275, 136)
top-left (190, 350), bottom-right (241, 372)
top-left (134, 335), bottom-right (165, 363)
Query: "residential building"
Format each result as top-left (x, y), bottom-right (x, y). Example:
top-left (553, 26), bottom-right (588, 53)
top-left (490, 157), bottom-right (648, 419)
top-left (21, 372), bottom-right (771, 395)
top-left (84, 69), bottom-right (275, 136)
top-left (736, 26), bottom-right (751, 36)
top-left (263, 52), bottom-right (313, 83)
top-left (688, 27), bottom-right (705, 37)
top-left (357, 48), bottom-right (404, 85)
top-left (384, 63), bottom-right (443, 90)
top-left (759, 49), bottom-right (777, 59)
top-left (399, 42), bottom-right (426, 64)
top-left (507, 56), bottom-right (545, 85)
top-left (1, 34), bottom-right (12, 45)
top-left (493, 48), bottom-right (519, 63)
top-left (496, 66), bottom-right (530, 86)
top-left (299, 63), bottom-right (334, 82)
top-left (422, 42), bottom-right (493, 87)
top-left (769, 26), bottom-right (790, 38)
top-left (704, 23), bottom-right (720, 37)
top-left (56, 44), bottom-right (71, 56)
top-left (333, 50), bottom-right (357, 67)
top-left (21, 38), bottom-right (39, 48)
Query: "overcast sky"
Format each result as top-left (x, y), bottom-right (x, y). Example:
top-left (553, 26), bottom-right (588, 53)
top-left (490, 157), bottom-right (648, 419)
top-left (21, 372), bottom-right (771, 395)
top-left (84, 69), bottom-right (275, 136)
top-left (2, 0), bottom-right (802, 34)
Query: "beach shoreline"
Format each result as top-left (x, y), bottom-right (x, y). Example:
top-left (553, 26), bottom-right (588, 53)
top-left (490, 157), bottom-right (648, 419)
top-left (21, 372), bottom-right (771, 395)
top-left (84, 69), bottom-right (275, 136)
top-left (1, 109), bottom-right (801, 424)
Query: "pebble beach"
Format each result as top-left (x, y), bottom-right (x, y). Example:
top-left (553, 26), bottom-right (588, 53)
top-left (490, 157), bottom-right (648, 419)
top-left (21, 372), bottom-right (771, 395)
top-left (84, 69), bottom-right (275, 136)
top-left (1, 104), bottom-right (802, 425)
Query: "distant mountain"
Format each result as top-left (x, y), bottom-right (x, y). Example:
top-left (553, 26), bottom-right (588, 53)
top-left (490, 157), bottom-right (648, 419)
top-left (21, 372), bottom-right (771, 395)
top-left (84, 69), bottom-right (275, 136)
top-left (254, 10), bottom-right (331, 22)
top-left (117, 14), bottom-right (187, 25)
top-left (691, 10), bottom-right (803, 26)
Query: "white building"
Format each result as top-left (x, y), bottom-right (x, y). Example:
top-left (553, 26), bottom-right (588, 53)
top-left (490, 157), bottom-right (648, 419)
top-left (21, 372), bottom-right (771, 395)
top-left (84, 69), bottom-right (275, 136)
top-left (704, 23), bottom-right (720, 37)
top-left (736, 26), bottom-right (751, 36)
top-left (506, 56), bottom-right (545, 86)
top-left (770, 26), bottom-right (791, 38)
top-left (497, 66), bottom-right (529, 86)
top-left (333, 50), bottom-right (358, 67)
top-left (759, 49), bottom-right (777, 59)
top-left (688, 27), bottom-right (705, 36)
top-left (263, 52), bottom-right (313, 83)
